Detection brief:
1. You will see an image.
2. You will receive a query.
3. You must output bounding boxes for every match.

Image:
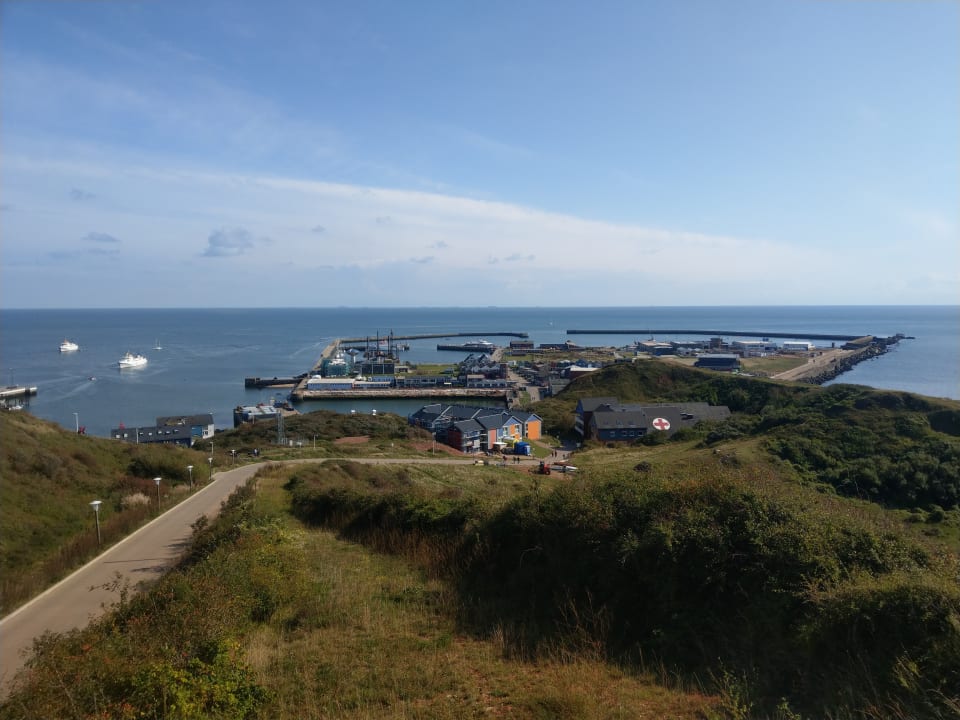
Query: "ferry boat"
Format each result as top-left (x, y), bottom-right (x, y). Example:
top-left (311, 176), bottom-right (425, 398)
top-left (59, 339), bottom-right (79, 352)
top-left (118, 352), bottom-right (148, 369)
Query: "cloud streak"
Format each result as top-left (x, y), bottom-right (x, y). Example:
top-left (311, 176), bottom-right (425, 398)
top-left (202, 227), bottom-right (261, 257)
top-left (70, 188), bottom-right (96, 201)
top-left (83, 231), bottom-right (120, 244)
top-left (1, 147), bottom-right (953, 307)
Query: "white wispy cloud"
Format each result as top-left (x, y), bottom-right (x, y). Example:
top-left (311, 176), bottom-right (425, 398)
top-left (4, 143), bottom-right (952, 307)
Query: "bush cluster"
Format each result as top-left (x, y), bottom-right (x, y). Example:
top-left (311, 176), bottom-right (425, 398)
top-left (288, 463), bottom-right (960, 718)
top-left (1, 481), bottom-right (306, 719)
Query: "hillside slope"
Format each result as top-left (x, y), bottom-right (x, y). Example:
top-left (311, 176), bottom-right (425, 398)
top-left (0, 411), bottom-right (209, 614)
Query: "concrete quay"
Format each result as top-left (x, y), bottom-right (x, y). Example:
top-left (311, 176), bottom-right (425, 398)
top-left (0, 386), bottom-right (38, 400)
top-left (567, 328), bottom-right (863, 341)
top-left (295, 388), bottom-right (508, 401)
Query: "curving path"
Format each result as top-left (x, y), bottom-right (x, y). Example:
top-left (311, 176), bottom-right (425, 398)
top-left (0, 455), bottom-right (519, 696)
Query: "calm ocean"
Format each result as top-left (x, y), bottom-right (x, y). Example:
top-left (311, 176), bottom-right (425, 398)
top-left (1, 306), bottom-right (957, 438)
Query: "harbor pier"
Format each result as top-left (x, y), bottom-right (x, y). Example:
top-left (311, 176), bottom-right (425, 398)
top-left (0, 386), bottom-right (38, 400)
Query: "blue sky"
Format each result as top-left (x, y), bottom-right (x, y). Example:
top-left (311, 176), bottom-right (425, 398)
top-left (1, 0), bottom-right (957, 308)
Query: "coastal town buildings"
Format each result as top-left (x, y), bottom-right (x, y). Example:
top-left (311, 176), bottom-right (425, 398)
top-left (409, 403), bottom-right (542, 454)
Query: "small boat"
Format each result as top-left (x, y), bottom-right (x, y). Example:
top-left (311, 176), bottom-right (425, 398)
top-left (60, 339), bottom-right (79, 352)
top-left (154, 339), bottom-right (162, 350)
top-left (118, 352), bottom-right (147, 369)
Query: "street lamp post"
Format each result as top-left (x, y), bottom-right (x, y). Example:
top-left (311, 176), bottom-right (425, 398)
top-left (186, 464), bottom-right (194, 490)
top-left (89, 500), bottom-right (102, 545)
top-left (154, 477), bottom-right (161, 512)
top-left (208, 456), bottom-right (213, 481)
top-left (74, 412), bottom-right (79, 434)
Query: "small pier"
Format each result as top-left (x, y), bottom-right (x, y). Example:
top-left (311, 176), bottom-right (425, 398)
top-left (244, 375), bottom-right (306, 389)
top-left (0, 385), bottom-right (38, 400)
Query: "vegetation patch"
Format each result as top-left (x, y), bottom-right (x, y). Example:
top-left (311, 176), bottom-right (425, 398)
top-left (287, 458), bottom-right (960, 718)
top-left (0, 412), bottom-right (213, 615)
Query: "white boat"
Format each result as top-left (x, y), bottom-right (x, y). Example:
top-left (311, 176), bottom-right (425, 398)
top-left (118, 352), bottom-right (148, 369)
top-left (154, 339), bottom-right (162, 350)
top-left (59, 339), bottom-right (79, 352)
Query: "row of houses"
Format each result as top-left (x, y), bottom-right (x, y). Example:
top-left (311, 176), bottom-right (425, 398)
top-left (111, 413), bottom-right (215, 446)
top-left (408, 403), bottom-right (542, 454)
top-left (575, 397), bottom-right (731, 442)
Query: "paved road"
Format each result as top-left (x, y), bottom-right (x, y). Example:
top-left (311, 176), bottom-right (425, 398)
top-left (0, 463), bottom-right (261, 695)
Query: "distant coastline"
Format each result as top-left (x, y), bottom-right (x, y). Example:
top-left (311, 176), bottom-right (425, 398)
top-left (0, 306), bottom-right (956, 437)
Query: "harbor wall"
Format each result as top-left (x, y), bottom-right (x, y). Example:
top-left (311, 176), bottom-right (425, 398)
top-left (800, 343), bottom-right (891, 385)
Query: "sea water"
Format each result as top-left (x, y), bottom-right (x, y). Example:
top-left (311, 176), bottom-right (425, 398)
top-left (0, 306), bottom-right (956, 437)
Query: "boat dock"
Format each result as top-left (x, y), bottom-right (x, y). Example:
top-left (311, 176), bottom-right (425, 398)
top-left (281, 331), bottom-right (528, 401)
top-left (244, 375), bottom-right (306, 389)
top-left (0, 386), bottom-right (38, 400)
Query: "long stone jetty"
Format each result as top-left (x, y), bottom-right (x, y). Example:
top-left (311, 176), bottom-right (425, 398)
top-left (340, 331), bottom-right (528, 342)
top-left (567, 329), bottom-right (862, 341)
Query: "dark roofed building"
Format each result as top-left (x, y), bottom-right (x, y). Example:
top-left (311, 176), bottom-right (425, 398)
top-left (694, 354), bottom-right (741, 371)
top-left (589, 405), bottom-right (684, 441)
top-left (111, 424), bottom-right (194, 446)
top-left (574, 396), bottom-right (618, 437)
top-left (113, 412), bottom-right (215, 446)
top-left (576, 397), bottom-right (729, 442)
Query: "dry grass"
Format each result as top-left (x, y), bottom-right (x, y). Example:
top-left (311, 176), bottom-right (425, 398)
top-left (245, 475), bottom-right (718, 719)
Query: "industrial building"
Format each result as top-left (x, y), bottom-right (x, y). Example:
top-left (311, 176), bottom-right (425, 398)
top-left (112, 413), bottom-right (215, 446)
top-left (694, 354), bottom-right (742, 371)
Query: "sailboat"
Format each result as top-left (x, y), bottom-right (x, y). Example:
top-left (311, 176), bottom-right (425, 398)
top-left (154, 339), bottom-right (162, 350)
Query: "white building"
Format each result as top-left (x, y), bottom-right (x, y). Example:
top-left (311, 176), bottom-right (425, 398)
top-left (732, 340), bottom-right (779, 356)
top-left (782, 341), bottom-right (815, 352)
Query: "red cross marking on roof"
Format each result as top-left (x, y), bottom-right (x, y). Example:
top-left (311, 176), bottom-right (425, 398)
top-left (652, 417), bottom-right (671, 431)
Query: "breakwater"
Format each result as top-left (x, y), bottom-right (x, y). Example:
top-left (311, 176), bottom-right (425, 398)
top-left (340, 331), bottom-right (528, 342)
top-left (295, 388), bottom-right (508, 400)
top-left (567, 329), bottom-right (862, 341)
top-left (244, 375), bottom-right (306, 389)
top-left (800, 342), bottom-right (893, 385)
